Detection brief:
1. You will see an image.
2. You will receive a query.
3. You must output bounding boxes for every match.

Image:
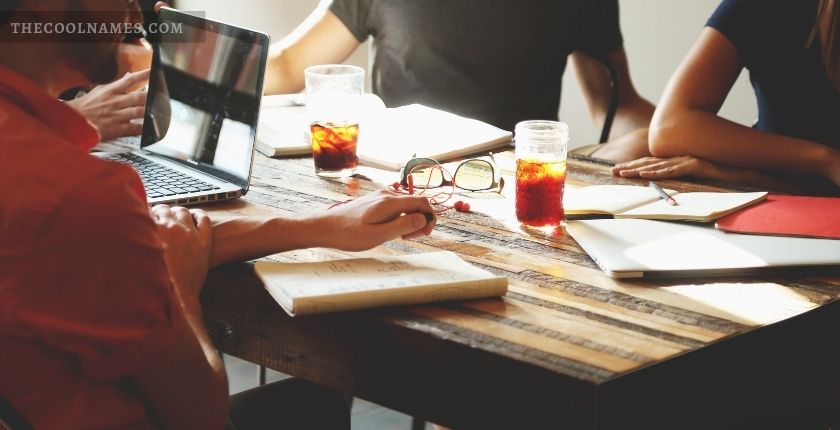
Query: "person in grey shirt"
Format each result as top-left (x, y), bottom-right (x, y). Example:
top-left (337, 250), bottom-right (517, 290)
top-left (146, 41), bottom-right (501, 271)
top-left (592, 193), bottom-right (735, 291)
top-left (266, 0), bottom-right (654, 162)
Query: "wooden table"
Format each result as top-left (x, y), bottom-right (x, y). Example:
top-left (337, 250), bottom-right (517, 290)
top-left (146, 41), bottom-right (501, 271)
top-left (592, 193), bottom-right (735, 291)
top-left (201, 152), bottom-right (840, 429)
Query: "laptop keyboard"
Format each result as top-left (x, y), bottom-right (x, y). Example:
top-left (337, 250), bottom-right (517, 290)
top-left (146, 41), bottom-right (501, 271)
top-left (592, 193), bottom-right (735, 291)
top-left (101, 153), bottom-right (220, 199)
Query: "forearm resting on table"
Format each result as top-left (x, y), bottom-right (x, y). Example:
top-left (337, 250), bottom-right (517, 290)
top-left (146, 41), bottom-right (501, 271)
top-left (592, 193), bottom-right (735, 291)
top-left (650, 109), bottom-right (840, 177)
top-left (207, 215), bottom-right (323, 268)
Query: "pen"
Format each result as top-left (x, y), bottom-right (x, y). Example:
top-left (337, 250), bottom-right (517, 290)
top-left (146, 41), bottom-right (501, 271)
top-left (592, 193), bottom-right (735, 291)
top-left (649, 181), bottom-right (678, 206)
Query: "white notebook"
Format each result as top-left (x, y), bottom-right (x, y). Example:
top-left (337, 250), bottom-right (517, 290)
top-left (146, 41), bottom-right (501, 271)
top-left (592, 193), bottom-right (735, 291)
top-left (566, 219), bottom-right (840, 278)
top-left (357, 104), bottom-right (513, 171)
top-left (564, 185), bottom-right (767, 222)
top-left (254, 94), bottom-right (309, 157)
top-left (255, 251), bottom-right (508, 316)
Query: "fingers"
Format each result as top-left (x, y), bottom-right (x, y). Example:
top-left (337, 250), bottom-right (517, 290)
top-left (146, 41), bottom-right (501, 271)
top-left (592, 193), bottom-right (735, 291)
top-left (113, 91), bottom-right (147, 110)
top-left (152, 205), bottom-right (197, 230)
top-left (97, 120), bottom-right (143, 141)
top-left (150, 204), bottom-right (167, 221)
top-left (611, 157), bottom-right (663, 177)
top-left (115, 105), bottom-right (146, 121)
top-left (113, 69), bottom-right (151, 92)
top-left (366, 195), bottom-right (435, 225)
top-left (402, 213), bottom-right (437, 240)
top-left (376, 212), bottom-right (430, 240)
top-left (151, 204), bottom-right (175, 223)
top-left (190, 209), bottom-right (213, 239)
top-left (174, 206), bottom-right (193, 226)
top-left (617, 159), bottom-right (675, 178)
top-left (154, 1), bottom-right (170, 12)
top-left (638, 164), bottom-right (688, 179)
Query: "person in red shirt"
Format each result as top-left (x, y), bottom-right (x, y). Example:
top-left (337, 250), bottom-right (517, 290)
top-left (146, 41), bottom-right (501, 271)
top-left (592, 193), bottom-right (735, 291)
top-left (0, 1), bottom-right (436, 429)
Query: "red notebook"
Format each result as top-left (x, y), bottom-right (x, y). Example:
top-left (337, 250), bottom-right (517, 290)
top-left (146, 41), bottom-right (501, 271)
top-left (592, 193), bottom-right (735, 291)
top-left (715, 195), bottom-right (840, 239)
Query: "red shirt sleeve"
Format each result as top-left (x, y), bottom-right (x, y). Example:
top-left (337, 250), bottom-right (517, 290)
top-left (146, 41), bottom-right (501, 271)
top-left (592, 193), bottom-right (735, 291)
top-left (12, 164), bottom-right (184, 382)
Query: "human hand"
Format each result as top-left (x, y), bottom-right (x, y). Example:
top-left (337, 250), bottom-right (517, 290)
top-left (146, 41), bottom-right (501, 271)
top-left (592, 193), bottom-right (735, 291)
top-left (313, 189), bottom-right (437, 252)
top-left (66, 69), bottom-right (149, 141)
top-left (151, 205), bottom-right (213, 304)
top-left (611, 155), bottom-right (723, 180)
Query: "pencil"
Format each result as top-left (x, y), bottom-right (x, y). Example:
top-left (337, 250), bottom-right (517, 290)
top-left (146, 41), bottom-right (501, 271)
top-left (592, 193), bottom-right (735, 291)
top-left (648, 181), bottom-right (678, 206)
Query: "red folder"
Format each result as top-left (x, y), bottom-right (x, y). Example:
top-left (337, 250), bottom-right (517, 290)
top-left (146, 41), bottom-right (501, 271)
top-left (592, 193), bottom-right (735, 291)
top-left (715, 195), bottom-right (840, 239)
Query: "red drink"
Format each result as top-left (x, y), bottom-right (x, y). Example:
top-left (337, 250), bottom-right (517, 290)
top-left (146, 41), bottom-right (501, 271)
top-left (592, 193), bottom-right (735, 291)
top-left (515, 159), bottom-right (566, 227)
top-left (311, 122), bottom-right (359, 174)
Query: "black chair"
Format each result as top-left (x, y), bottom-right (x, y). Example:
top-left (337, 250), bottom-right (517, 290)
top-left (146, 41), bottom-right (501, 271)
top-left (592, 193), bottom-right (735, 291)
top-left (594, 54), bottom-right (620, 145)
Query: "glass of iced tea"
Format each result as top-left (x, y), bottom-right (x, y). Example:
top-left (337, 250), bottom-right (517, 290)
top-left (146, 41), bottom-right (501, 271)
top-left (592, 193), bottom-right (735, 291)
top-left (304, 65), bottom-right (364, 177)
top-left (514, 121), bottom-right (569, 228)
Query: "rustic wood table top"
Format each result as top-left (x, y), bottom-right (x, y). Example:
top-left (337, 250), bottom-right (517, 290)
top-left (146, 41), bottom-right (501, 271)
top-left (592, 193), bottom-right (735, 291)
top-left (201, 151), bottom-right (840, 429)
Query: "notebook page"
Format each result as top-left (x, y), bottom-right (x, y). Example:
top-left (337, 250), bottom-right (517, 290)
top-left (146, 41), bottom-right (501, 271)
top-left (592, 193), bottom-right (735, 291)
top-left (357, 104), bottom-right (512, 171)
top-left (618, 192), bottom-right (767, 221)
top-left (563, 185), bottom-right (675, 215)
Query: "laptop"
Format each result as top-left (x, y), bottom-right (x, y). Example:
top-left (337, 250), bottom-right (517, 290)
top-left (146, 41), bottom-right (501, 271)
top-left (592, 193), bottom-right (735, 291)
top-left (97, 8), bottom-right (269, 206)
top-left (566, 219), bottom-right (840, 279)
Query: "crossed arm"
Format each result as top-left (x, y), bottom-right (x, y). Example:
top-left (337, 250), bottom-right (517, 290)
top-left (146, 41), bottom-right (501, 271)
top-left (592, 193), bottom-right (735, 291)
top-left (613, 28), bottom-right (840, 191)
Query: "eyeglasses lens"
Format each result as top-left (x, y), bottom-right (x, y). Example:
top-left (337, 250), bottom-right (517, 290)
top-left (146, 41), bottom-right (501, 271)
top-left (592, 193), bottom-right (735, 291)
top-left (454, 160), bottom-right (494, 191)
top-left (408, 162), bottom-right (445, 188)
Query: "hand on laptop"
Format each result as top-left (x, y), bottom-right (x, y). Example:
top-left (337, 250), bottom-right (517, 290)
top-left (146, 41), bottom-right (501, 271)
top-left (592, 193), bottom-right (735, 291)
top-left (314, 190), bottom-right (437, 252)
top-left (67, 69), bottom-right (149, 141)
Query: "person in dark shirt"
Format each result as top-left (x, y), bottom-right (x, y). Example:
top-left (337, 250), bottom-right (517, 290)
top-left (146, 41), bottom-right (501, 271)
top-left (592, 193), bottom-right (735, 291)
top-left (613, 0), bottom-right (840, 193)
top-left (265, 0), bottom-right (655, 162)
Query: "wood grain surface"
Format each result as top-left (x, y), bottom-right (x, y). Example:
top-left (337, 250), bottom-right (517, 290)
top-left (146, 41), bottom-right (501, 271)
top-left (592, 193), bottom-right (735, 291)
top-left (202, 152), bottom-right (840, 429)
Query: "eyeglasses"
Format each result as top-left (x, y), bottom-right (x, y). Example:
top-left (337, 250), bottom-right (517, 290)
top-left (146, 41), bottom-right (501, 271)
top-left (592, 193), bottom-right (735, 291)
top-left (399, 154), bottom-right (505, 193)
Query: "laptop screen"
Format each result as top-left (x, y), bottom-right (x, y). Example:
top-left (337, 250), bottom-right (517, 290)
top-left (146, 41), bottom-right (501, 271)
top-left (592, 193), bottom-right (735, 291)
top-left (141, 8), bottom-right (268, 189)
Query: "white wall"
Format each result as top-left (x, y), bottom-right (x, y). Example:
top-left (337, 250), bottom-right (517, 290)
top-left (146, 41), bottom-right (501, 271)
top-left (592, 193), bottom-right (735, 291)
top-left (180, 0), bottom-right (757, 148)
top-left (560, 0), bottom-right (757, 146)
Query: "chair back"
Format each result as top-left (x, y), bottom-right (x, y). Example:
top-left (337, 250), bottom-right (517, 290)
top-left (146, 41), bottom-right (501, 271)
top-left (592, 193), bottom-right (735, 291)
top-left (593, 55), bottom-right (620, 144)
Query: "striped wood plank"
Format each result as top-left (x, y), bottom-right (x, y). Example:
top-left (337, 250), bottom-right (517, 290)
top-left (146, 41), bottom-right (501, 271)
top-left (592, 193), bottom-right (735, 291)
top-left (203, 153), bottom-right (840, 428)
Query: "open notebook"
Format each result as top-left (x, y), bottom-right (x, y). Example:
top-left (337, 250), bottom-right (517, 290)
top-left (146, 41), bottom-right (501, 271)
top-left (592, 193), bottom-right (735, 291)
top-left (564, 185), bottom-right (767, 222)
top-left (255, 251), bottom-right (508, 316)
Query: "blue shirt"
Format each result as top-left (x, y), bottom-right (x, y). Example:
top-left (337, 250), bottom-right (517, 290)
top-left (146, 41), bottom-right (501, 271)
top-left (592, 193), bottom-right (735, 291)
top-left (708, 0), bottom-right (840, 148)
